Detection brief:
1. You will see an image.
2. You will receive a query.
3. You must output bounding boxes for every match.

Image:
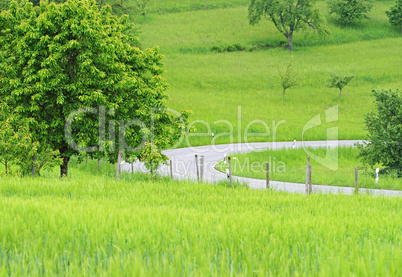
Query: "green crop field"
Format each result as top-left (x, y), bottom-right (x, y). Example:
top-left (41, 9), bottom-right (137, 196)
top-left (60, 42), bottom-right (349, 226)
top-left (1, 0), bottom-right (401, 276)
top-left (0, 161), bottom-right (401, 275)
top-left (216, 146), bottom-right (402, 190)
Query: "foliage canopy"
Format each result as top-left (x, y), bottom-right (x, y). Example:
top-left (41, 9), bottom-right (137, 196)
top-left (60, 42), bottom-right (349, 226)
top-left (0, 0), bottom-right (188, 177)
top-left (326, 71), bottom-right (354, 99)
top-left (358, 89), bottom-right (402, 171)
top-left (386, 0), bottom-right (402, 33)
top-left (328, 0), bottom-right (373, 25)
top-left (248, 0), bottom-right (328, 51)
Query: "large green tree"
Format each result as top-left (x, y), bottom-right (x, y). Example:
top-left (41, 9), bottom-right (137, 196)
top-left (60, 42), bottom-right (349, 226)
top-left (0, 0), bottom-right (188, 177)
top-left (248, 0), bottom-right (328, 51)
top-left (358, 89), bottom-right (402, 170)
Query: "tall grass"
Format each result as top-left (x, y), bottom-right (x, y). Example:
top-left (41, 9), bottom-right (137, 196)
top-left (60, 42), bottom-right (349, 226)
top-left (0, 160), bottom-right (401, 275)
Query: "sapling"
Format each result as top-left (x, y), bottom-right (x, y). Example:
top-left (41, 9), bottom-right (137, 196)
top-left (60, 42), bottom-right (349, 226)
top-left (278, 59), bottom-right (301, 100)
top-left (326, 71), bottom-right (354, 99)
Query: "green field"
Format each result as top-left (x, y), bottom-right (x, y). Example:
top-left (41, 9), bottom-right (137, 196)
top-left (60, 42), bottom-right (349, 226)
top-left (217, 146), bottom-right (402, 190)
top-left (132, 1), bottom-right (402, 146)
top-left (1, 1), bottom-right (401, 276)
top-left (0, 161), bottom-right (401, 275)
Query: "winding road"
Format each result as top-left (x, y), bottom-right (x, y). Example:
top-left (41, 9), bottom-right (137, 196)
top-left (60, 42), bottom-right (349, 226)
top-left (121, 140), bottom-right (402, 196)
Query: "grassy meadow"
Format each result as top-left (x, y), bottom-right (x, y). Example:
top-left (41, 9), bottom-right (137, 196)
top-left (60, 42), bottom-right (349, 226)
top-left (216, 146), bottom-right (402, 190)
top-left (1, 1), bottom-right (402, 276)
top-left (132, 1), bottom-right (402, 146)
top-left (0, 160), bottom-right (402, 275)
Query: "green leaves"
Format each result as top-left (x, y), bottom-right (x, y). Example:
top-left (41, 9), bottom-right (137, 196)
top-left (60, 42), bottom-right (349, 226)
top-left (277, 59), bottom-right (301, 100)
top-left (328, 0), bottom-right (373, 25)
top-left (0, 0), bottom-right (188, 177)
top-left (326, 71), bottom-right (354, 99)
top-left (386, 0), bottom-right (402, 33)
top-left (248, 0), bottom-right (328, 51)
top-left (358, 89), bottom-right (402, 170)
top-left (0, 105), bottom-right (62, 176)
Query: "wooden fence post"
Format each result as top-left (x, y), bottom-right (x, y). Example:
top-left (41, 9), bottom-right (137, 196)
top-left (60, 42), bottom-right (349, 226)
top-left (195, 155), bottom-right (199, 182)
top-left (266, 162), bottom-right (269, 189)
top-left (228, 157), bottom-right (233, 187)
top-left (355, 167), bottom-right (359, 194)
top-left (116, 152), bottom-right (122, 181)
top-left (200, 155), bottom-right (204, 182)
top-left (305, 157), bottom-right (310, 195)
top-left (170, 160), bottom-right (173, 178)
top-left (308, 165), bottom-right (312, 194)
top-left (32, 154), bottom-right (36, 179)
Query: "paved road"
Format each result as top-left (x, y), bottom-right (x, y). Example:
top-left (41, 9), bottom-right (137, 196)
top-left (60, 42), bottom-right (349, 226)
top-left (121, 140), bottom-right (402, 196)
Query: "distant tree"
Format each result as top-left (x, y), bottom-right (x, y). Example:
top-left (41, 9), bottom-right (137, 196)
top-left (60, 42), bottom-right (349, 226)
top-left (358, 89), bottom-right (402, 171)
top-left (134, 0), bottom-right (151, 20)
top-left (326, 71), bottom-right (354, 99)
top-left (248, 0), bottom-right (328, 51)
top-left (0, 0), bottom-right (188, 177)
top-left (386, 0), bottom-right (402, 33)
top-left (328, 0), bottom-right (373, 25)
top-left (278, 59), bottom-right (300, 100)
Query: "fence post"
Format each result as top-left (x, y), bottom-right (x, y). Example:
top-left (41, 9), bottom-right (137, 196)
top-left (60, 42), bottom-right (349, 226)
top-left (98, 159), bottom-right (100, 172)
top-left (228, 156), bottom-right (233, 187)
top-left (355, 167), bottom-right (359, 194)
top-left (195, 155), bottom-right (199, 182)
top-left (308, 165), bottom-right (312, 194)
top-left (305, 157), bottom-right (310, 195)
top-left (32, 154), bottom-right (36, 179)
top-left (116, 152), bottom-right (122, 181)
top-left (266, 162), bottom-right (269, 189)
top-left (170, 159), bottom-right (173, 178)
top-left (131, 163), bottom-right (134, 174)
top-left (200, 155), bottom-right (204, 182)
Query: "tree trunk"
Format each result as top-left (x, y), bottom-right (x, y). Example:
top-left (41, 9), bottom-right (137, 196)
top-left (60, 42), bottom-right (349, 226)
top-left (60, 156), bottom-right (70, 177)
top-left (339, 88), bottom-right (342, 100)
top-left (287, 34), bottom-right (293, 51)
top-left (5, 159), bottom-right (8, 176)
top-left (283, 89), bottom-right (286, 100)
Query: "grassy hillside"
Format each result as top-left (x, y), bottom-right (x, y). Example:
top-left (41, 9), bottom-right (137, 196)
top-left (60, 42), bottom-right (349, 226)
top-left (0, 162), bottom-right (401, 275)
top-left (131, 1), bottom-right (401, 146)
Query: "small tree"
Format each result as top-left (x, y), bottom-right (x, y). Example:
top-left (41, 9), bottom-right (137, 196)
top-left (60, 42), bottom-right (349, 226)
top-left (278, 60), bottom-right (300, 100)
top-left (328, 0), bottom-right (373, 25)
top-left (0, 113), bottom-right (35, 175)
top-left (0, 105), bottom-right (61, 176)
top-left (386, 0), bottom-right (402, 33)
top-left (358, 89), bottom-right (401, 171)
top-left (140, 142), bottom-right (168, 179)
top-left (248, 0), bottom-right (328, 51)
top-left (134, 0), bottom-right (151, 20)
top-left (326, 71), bottom-right (354, 99)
